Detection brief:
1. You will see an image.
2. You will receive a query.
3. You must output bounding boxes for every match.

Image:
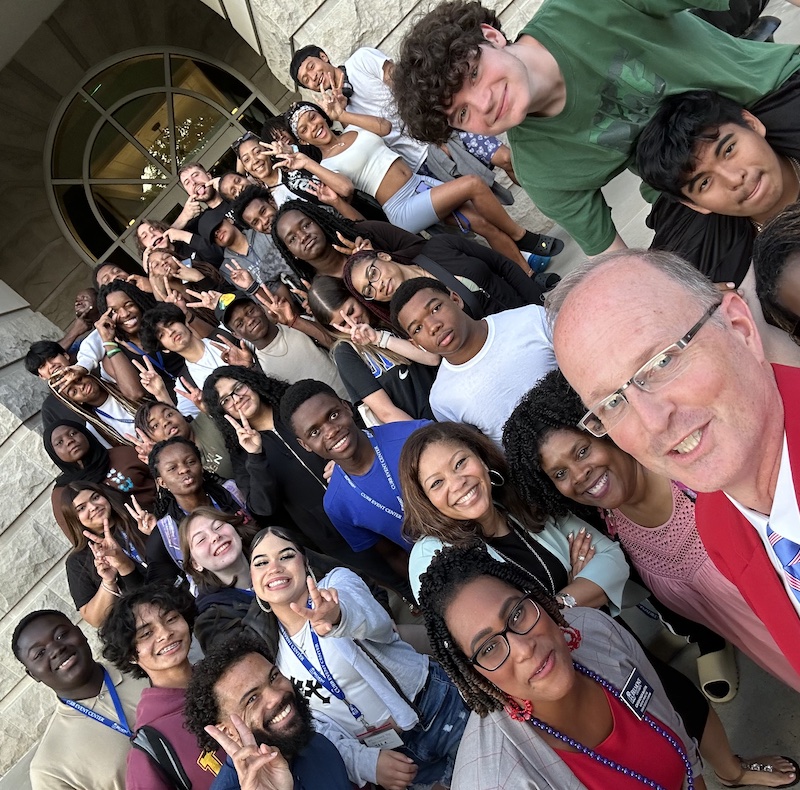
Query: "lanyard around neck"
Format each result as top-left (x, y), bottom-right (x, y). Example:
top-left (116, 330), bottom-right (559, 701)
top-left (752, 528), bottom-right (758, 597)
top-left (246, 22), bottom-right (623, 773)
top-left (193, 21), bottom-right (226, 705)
top-left (340, 432), bottom-right (403, 521)
top-left (59, 668), bottom-right (132, 737)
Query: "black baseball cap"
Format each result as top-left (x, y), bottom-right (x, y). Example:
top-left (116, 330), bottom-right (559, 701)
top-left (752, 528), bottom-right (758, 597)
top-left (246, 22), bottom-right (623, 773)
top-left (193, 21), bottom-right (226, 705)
top-left (214, 292), bottom-right (255, 328)
top-left (197, 205), bottom-right (232, 245)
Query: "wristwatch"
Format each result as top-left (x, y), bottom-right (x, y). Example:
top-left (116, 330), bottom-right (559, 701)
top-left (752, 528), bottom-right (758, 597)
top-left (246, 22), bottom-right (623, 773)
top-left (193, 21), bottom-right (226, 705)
top-left (557, 593), bottom-right (577, 609)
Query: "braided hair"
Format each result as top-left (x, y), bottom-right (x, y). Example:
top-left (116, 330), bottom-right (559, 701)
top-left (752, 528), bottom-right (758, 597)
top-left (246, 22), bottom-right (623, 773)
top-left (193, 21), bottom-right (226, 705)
top-left (419, 542), bottom-right (566, 717)
top-left (201, 366), bottom-right (289, 456)
top-left (270, 200), bottom-right (372, 281)
top-left (502, 369), bottom-right (599, 519)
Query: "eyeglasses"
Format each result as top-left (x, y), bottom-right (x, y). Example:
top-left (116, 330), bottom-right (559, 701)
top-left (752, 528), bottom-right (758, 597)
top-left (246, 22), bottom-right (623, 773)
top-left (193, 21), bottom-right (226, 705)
top-left (231, 131), bottom-right (258, 155)
top-left (361, 263), bottom-right (382, 301)
top-left (469, 593), bottom-right (541, 672)
top-left (578, 302), bottom-right (721, 438)
top-left (219, 381), bottom-right (248, 411)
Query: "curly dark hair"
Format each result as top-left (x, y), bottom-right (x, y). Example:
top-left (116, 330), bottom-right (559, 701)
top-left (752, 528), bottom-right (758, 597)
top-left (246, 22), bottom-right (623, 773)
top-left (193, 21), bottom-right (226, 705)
top-left (229, 185), bottom-right (276, 230)
top-left (399, 421), bottom-right (545, 544)
top-left (98, 583), bottom-right (197, 679)
top-left (24, 340), bottom-right (66, 377)
top-left (502, 369), bottom-right (603, 519)
top-left (97, 281), bottom-right (158, 341)
top-left (202, 366), bottom-right (290, 456)
top-left (635, 90), bottom-right (751, 201)
top-left (419, 542), bottom-right (566, 716)
top-left (184, 634), bottom-right (277, 752)
top-left (753, 202), bottom-right (800, 335)
top-left (139, 304), bottom-right (186, 355)
top-left (271, 199), bottom-right (370, 281)
top-left (393, 0), bottom-right (502, 144)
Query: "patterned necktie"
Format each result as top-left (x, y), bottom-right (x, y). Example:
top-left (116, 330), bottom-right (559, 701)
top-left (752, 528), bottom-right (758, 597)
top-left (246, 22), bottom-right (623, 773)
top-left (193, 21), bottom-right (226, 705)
top-left (767, 524), bottom-right (800, 603)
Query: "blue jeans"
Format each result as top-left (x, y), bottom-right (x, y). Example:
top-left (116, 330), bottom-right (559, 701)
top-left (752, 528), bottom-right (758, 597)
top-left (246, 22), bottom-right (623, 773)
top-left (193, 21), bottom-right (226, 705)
top-left (399, 660), bottom-right (469, 788)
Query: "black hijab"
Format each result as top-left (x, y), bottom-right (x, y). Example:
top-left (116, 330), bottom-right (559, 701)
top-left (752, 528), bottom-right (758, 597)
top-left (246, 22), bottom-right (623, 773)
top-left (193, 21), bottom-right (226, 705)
top-left (44, 420), bottom-right (111, 488)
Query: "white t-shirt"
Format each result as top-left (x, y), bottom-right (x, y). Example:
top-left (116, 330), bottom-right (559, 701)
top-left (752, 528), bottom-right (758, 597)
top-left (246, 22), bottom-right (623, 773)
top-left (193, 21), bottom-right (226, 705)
top-left (251, 324), bottom-right (349, 399)
top-left (430, 304), bottom-right (557, 445)
top-left (727, 434), bottom-right (800, 618)
top-left (184, 339), bottom-right (226, 390)
top-left (344, 48), bottom-right (428, 173)
top-left (94, 395), bottom-right (135, 437)
top-left (276, 621), bottom-right (392, 735)
top-left (77, 330), bottom-right (113, 381)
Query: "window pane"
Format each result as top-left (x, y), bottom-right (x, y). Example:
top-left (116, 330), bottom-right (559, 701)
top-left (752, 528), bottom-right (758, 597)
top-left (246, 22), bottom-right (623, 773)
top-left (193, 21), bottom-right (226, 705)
top-left (54, 185), bottom-right (113, 259)
top-left (113, 94), bottom-right (173, 172)
top-left (171, 56), bottom-right (249, 114)
top-left (236, 99), bottom-right (274, 135)
top-left (91, 182), bottom-right (169, 235)
top-left (171, 94), bottom-right (228, 163)
top-left (85, 55), bottom-right (165, 109)
top-left (90, 122), bottom-right (158, 179)
top-left (52, 96), bottom-right (101, 178)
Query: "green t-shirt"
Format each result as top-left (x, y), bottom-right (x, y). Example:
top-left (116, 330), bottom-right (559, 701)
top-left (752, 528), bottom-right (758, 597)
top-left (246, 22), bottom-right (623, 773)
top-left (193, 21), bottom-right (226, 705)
top-left (507, 0), bottom-right (800, 254)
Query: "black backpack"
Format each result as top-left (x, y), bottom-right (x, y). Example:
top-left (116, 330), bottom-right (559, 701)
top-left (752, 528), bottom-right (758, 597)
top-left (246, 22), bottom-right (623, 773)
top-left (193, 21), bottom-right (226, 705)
top-left (130, 725), bottom-right (192, 790)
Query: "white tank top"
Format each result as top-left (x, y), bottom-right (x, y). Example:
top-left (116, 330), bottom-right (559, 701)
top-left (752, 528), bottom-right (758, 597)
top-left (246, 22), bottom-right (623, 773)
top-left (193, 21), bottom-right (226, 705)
top-left (322, 126), bottom-right (401, 199)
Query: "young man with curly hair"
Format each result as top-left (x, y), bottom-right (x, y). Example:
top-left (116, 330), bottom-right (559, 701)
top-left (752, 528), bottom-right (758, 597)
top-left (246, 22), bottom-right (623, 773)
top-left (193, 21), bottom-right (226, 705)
top-left (392, 0), bottom-right (800, 266)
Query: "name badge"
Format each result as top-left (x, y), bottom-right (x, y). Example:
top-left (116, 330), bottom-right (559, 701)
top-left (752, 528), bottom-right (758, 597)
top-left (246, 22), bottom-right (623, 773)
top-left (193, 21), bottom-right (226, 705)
top-left (357, 722), bottom-right (405, 749)
top-left (620, 667), bottom-right (653, 720)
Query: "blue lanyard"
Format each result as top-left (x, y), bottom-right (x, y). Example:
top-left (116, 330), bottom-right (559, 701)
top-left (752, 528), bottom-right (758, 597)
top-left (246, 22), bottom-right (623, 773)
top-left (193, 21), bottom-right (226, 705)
top-left (340, 433), bottom-right (404, 521)
top-left (119, 529), bottom-right (143, 566)
top-left (95, 408), bottom-right (135, 425)
top-left (59, 669), bottom-right (132, 737)
top-left (125, 343), bottom-right (168, 376)
top-left (278, 602), bottom-right (366, 724)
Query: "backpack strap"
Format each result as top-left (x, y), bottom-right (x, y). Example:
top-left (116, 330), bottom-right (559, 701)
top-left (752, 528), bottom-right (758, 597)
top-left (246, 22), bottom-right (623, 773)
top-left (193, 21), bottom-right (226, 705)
top-left (131, 725), bottom-right (193, 790)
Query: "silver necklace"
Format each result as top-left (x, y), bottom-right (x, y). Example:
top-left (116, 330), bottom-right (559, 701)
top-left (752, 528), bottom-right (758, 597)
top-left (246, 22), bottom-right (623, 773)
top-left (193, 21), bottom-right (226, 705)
top-left (486, 510), bottom-right (557, 595)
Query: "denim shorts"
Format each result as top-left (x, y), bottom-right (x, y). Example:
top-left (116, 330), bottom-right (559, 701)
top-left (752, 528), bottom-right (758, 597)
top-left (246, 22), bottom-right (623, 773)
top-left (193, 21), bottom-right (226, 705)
top-left (399, 660), bottom-right (470, 789)
top-left (382, 173), bottom-right (442, 234)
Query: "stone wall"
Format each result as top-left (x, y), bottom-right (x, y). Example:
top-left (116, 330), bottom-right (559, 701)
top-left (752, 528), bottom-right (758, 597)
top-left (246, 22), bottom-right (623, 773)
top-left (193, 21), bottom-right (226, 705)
top-left (0, 282), bottom-right (77, 776)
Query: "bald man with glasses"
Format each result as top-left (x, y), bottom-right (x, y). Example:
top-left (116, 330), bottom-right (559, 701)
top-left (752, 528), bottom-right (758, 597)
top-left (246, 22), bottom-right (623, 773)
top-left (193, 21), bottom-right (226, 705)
top-left (548, 249), bottom-right (800, 676)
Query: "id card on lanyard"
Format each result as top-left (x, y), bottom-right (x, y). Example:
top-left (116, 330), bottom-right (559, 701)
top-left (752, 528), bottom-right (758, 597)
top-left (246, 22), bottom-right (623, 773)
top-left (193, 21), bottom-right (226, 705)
top-left (59, 668), bottom-right (132, 737)
top-left (340, 433), bottom-right (404, 522)
top-left (278, 607), bottom-right (403, 748)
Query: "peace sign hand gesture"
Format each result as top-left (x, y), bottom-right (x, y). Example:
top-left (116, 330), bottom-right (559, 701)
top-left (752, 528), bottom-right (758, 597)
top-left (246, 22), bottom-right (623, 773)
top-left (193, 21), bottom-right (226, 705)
top-left (331, 232), bottom-right (373, 256)
top-left (318, 71), bottom-right (347, 121)
top-left (227, 260), bottom-right (256, 291)
top-left (211, 335), bottom-right (254, 368)
top-left (84, 519), bottom-right (134, 575)
top-left (131, 356), bottom-right (167, 399)
top-left (289, 576), bottom-right (341, 636)
top-left (331, 310), bottom-right (378, 347)
top-left (186, 288), bottom-right (222, 312)
top-left (273, 150), bottom-right (310, 172)
top-left (125, 428), bottom-right (155, 464)
top-left (225, 409), bottom-right (262, 454)
top-left (205, 714), bottom-right (293, 790)
top-left (164, 281), bottom-right (188, 313)
top-left (253, 285), bottom-right (296, 326)
top-left (124, 495), bottom-right (157, 536)
top-left (95, 308), bottom-right (117, 342)
top-left (175, 376), bottom-right (206, 414)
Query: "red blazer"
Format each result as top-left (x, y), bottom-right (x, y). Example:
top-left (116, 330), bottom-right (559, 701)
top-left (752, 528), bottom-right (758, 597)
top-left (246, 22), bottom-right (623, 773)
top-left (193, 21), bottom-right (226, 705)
top-left (695, 364), bottom-right (800, 675)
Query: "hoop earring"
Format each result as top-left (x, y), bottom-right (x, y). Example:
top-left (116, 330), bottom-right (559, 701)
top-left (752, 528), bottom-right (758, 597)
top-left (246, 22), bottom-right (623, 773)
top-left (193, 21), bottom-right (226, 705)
top-left (256, 597), bottom-right (272, 614)
top-left (489, 469), bottom-right (505, 487)
top-left (561, 625), bottom-right (582, 652)
top-left (505, 697), bottom-right (533, 722)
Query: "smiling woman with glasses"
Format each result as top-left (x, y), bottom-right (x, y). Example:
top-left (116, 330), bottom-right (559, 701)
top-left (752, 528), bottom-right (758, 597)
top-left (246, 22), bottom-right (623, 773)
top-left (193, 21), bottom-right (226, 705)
top-left (420, 543), bottom-right (705, 790)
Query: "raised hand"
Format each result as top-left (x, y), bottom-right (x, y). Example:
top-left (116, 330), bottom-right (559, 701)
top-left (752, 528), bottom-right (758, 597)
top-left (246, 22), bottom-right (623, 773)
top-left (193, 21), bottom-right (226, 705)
top-left (186, 288), bottom-right (223, 312)
top-left (318, 71), bottom-right (347, 121)
top-left (94, 308), bottom-right (117, 343)
top-left (131, 356), bottom-right (167, 399)
top-left (175, 376), bottom-right (205, 413)
top-left (331, 310), bottom-right (378, 346)
top-left (331, 232), bottom-right (373, 256)
top-left (91, 546), bottom-right (118, 584)
top-left (289, 576), bottom-right (341, 636)
top-left (124, 495), bottom-right (157, 536)
top-left (287, 279), bottom-right (311, 316)
top-left (306, 181), bottom-right (341, 206)
top-left (211, 335), bottom-right (254, 368)
top-left (84, 519), bottom-right (134, 574)
top-left (227, 260), bottom-right (256, 291)
top-left (253, 285), bottom-right (296, 326)
top-left (225, 409), bottom-right (262, 454)
top-left (205, 714), bottom-right (293, 790)
top-left (567, 527), bottom-right (596, 578)
top-left (163, 280), bottom-right (188, 313)
top-left (125, 428), bottom-right (155, 464)
top-left (126, 273), bottom-right (152, 291)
